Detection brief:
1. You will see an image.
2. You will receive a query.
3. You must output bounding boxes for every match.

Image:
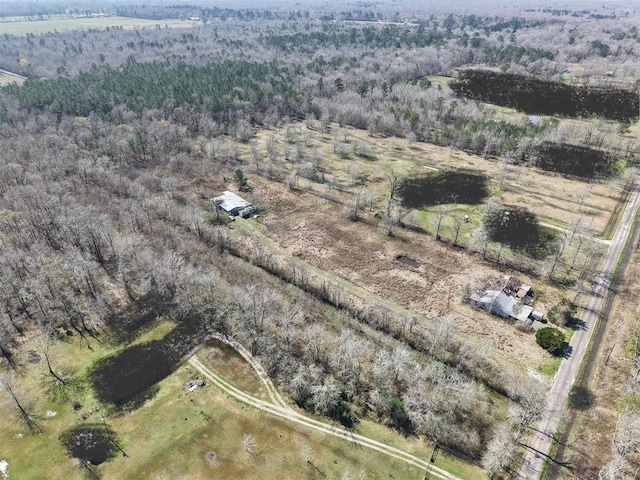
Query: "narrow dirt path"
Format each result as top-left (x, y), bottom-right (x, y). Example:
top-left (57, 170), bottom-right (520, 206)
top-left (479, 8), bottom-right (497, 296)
top-left (208, 333), bottom-right (291, 410)
top-left (190, 348), bottom-right (462, 480)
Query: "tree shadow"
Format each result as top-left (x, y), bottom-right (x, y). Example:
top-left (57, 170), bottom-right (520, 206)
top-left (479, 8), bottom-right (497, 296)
top-left (559, 342), bottom-right (573, 359)
top-left (565, 317), bottom-right (586, 331)
top-left (569, 385), bottom-right (594, 410)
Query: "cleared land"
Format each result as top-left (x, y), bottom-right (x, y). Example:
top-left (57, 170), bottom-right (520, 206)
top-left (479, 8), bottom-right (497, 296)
top-left (228, 120), bottom-right (626, 372)
top-left (251, 119), bottom-right (622, 237)
top-left (0, 69), bottom-right (25, 86)
top-left (0, 16), bottom-right (194, 35)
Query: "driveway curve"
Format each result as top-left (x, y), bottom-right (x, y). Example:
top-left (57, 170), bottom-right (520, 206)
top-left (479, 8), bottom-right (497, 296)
top-left (190, 339), bottom-right (463, 480)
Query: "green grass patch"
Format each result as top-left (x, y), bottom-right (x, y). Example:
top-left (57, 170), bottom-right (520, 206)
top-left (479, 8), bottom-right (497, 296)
top-left (1, 328), bottom-right (430, 480)
top-left (618, 395), bottom-right (640, 413)
top-left (537, 357), bottom-right (562, 376)
top-left (198, 342), bottom-right (269, 400)
top-left (410, 204), bottom-right (482, 245)
top-left (0, 71), bottom-right (25, 86)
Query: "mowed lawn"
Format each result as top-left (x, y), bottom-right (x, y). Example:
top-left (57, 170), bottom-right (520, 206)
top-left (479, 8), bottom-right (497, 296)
top-left (0, 16), bottom-right (191, 36)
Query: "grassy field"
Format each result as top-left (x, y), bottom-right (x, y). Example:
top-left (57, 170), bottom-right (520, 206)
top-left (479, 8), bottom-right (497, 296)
top-left (1, 320), bottom-right (484, 480)
top-left (0, 16), bottom-right (192, 36)
top-left (0, 70), bottom-right (25, 86)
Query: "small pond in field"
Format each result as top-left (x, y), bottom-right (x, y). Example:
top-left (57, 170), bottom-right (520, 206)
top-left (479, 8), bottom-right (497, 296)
top-left (90, 319), bottom-right (201, 410)
top-left (398, 170), bottom-right (488, 208)
top-left (60, 425), bottom-right (118, 465)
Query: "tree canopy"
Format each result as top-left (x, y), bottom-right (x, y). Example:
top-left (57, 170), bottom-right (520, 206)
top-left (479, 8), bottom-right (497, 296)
top-left (3, 59), bottom-right (299, 121)
top-left (535, 327), bottom-right (565, 353)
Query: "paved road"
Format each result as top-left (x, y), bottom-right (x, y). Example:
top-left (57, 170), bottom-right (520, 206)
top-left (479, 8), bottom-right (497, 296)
top-left (517, 183), bottom-right (640, 479)
top-left (191, 340), bottom-right (462, 480)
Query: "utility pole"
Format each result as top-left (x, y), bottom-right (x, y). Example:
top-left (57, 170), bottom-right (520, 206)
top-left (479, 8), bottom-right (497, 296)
top-left (101, 414), bottom-right (128, 458)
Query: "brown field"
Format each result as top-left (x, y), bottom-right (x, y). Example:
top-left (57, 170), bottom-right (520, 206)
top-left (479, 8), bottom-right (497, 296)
top-left (223, 120), bottom-right (629, 373)
top-left (232, 174), bottom-right (562, 371)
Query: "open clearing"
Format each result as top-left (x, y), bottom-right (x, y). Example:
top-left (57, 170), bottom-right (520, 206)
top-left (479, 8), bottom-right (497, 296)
top-left (226, 120), bottom-right (627, 372)
top-left (0, 69), bottom-right (25, 86)
top-left (233, 177), bottom-right (559, 370)
top-left (250, 120), bottom-right (622, 238)
top-left (0, 16), bottom-right (196, 36)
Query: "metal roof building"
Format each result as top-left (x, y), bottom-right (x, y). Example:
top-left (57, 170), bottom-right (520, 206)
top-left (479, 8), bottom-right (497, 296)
top-left (470, 290), bottom-right (533, 322)
top-left (212, 191), bottom-right (251, 216)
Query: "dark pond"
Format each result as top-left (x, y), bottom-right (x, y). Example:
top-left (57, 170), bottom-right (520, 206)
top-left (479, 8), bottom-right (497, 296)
top-left (90, 319), bottom-right (201, 410)
top-left (398, 170), bottom-right (488, 209)
top-left (60, 424), bottom-right (117, 465)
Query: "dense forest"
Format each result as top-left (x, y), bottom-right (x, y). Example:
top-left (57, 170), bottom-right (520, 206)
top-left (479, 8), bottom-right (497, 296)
top-left (1, 1), bottom-right (640, 479)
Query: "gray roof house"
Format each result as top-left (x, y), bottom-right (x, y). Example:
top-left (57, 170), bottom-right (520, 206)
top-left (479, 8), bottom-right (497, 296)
top-left (212, 191), bottom-right (251, 217)
top-left (470, 289), bottom-right (533, 322)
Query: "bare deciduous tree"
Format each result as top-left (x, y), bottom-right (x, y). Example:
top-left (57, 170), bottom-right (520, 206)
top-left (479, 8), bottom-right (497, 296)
top-left (241, 433), bottom-right (257, 457)
top-left (433, 206), bottom-right (448, 240)
top-left (1, 372), bottom-right (42, 433)
top-left (613, 408), bottom-right (640, 457)
top-left (347, 188), bottom-right (363, 222)
top-left (482, 422), bottom-right (517, 478)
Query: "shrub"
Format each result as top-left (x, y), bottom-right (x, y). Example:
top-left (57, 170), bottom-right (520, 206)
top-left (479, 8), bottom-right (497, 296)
top-left (547, 298), bottom-right (577, 326)
top-left (536, 327), bottom-right (565, 353)
top-left (233, 169), bottom-right (248, 191)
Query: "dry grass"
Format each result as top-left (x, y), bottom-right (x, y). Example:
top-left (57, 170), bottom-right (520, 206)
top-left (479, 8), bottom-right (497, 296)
top-left (251, 120), bottom-right (623, 237)
top-left (0, 71), bottom-right (24, 86)
top-left (232, 176), bottom-right (564, 371)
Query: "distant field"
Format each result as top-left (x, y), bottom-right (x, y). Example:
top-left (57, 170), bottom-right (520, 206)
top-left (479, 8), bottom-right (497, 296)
top-left (0, 16), bottom-right (194, 36)
top-left (0, 70), bottom-right (25, 85)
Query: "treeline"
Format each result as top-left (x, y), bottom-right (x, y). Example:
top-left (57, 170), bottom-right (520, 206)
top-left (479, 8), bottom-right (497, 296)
top-left (114, 4), bottom-right (310, 22)
top-left (3, 59), bottom-right (299, 121)
top-left (266, 24), bottom-right (447, 50)
top-left (450, 69), bottom-right (640, 122)
top-left (267, 24), bottom-right (553, 63)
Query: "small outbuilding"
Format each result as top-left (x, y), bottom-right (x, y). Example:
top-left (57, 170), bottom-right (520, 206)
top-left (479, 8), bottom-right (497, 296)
top-left (531, 311), bottom-right (545, 322)
top-left (212, 191), bottom-right (251, 217)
